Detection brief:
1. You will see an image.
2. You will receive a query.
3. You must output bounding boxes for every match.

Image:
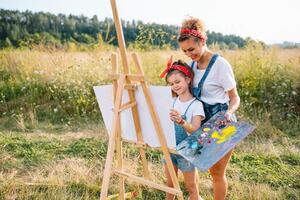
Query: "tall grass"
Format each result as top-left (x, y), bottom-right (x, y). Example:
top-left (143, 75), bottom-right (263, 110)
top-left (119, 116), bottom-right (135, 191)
top-left (0, 45), bottom-right (299, 135)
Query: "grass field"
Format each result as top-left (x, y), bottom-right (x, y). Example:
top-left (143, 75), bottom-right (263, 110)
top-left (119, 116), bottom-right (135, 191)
top-left (0, 45), bottom-right (299, 199)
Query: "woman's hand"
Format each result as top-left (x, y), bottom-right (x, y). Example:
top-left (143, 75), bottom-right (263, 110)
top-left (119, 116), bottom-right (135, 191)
top-left (169, 109), bottom-right (183, 124)
top-left (224, 110), bottom-right (234, 121)
top-left (226, 87), bottom-right (240, 121)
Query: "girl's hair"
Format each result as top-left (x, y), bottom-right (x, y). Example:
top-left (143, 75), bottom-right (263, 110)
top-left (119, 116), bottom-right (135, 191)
top-left (165, 60), bottom-right (194, 97)
top-left (178, 17), bottom-right (207, 43)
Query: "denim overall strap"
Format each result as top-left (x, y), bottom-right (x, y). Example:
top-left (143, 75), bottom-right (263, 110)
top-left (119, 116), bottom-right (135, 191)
top-left (172, 98), bottom-right (177, 108)
top-left (183, 98), bottom-right (197, 116)
top-left (194, 54), bottom-right (219, 99)
top-left (191, 61), bottom-right (196, 70)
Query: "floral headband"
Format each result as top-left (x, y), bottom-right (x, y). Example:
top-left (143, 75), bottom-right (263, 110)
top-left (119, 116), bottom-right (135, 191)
top-left (180, 28), bottom-right (206, 40)
top-left (159, 56), bottom-right (193, 79)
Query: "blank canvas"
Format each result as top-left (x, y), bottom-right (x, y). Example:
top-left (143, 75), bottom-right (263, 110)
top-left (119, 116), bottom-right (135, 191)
top-left (93, 85), bottom-right (176, 148)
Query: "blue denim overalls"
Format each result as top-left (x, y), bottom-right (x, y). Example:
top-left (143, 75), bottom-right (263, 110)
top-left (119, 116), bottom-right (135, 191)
top-left (173, 97), bottom-right (197, 145)
top-left (191, 54), bottom-right (234, 123)
top-left (164, 97), bottom-right (197, 172)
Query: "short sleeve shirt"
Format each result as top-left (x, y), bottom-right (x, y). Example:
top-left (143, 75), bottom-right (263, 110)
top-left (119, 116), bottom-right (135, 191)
top-left (191, 56), bottom-right (236, 104)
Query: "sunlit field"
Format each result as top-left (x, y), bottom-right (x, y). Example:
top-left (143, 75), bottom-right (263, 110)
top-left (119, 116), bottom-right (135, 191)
top-left (0, 45), bottom-right (299, 199)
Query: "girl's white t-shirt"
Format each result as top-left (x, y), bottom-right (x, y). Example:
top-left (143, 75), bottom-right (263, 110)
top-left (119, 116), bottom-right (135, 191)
top-left (172, 97), bottom-right (205, 123)
top-left (191, 56), bottom-right (236, 105)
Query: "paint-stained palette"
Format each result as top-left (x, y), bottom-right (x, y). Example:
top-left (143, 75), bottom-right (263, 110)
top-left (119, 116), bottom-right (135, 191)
top-left (176, 111), bottom-right (255, 171)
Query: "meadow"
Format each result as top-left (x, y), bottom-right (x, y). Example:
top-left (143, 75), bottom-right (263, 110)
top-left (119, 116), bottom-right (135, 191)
top-left (0, 44), bottom-right (299, 199)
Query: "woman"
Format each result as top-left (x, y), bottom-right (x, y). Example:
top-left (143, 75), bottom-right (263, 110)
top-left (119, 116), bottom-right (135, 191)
top-left (178, 17), bottom-right (240, 200)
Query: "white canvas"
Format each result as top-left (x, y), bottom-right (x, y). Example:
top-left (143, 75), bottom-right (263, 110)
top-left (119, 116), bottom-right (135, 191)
top-left (93, 85), bottom-right (176, 148)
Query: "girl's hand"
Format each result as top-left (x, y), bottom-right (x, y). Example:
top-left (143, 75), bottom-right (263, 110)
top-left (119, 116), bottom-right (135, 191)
top-left (169, 109), bottom-right (182, 123)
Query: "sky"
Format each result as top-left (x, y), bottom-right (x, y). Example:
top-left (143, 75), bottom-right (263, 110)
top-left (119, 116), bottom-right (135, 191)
top-left (1, 0), bottom-right (300, 44)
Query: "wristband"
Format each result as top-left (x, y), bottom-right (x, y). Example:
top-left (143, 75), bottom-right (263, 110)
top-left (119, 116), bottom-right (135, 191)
top-left (177, 118), bottom-right (185, 125)
top-left (182, 120), bottom-right (192, 128)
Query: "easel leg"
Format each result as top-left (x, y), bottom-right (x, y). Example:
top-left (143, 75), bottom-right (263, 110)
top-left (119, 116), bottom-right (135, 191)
top-left (111, 0), bottom-right (151, 183)
top-left (130, 53), bottom-right (151, 180)
top-left (127, 89), bottom-right (150, 180)
top-left (116, 126), bottom-right (125, 200)
top-left (100, 75), bottom-right (126, 200)
top-left (132, 53), bottom-right (184, 200)
top-left (138, 146), bottom-right (150, 179)
top-left (111, 53), bottom-right (125, 200)
top-left (107, 0), bottom-right (184, 197)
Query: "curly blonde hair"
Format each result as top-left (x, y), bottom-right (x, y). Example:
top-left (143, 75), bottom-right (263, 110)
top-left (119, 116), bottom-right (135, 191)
top-left (178, 17), bottom-right (207, 42)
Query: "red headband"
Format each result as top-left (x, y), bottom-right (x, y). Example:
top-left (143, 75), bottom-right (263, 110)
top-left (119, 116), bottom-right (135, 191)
top-left (180, 28), bottom-right (206, 40)
top-left (159, 56), bottom-right (193, 79)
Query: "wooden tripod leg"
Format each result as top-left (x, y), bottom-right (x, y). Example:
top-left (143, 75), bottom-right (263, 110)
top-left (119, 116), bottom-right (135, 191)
top-left (129, 53), bottom-right (151, 179)
top-left (100, 75), bottom-right (126, 200)
top-left (111, 53), bottom-right (125, 200)
top-left (131, 53), bottom-right (144, 75)
top-left (116, 119), bottom-right (124, 200)
top-left (141, 82), bottom-right (184, 200)
top-left (110, 0), bottom-right (150, 180)
top-left (125, 88), bottom-right (150, 180)
top-left (132, 53), bottom-right (184, 200)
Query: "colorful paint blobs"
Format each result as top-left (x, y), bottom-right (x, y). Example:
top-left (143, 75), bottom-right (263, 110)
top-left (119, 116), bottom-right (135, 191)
top-left (191, 141), bottom-right (198, 149)
top-left (211, 125), bottom-right (237, 144)
top-left (176, 111), bottom-right (255, 171)
top-left (218, 124), bottom-right (226, 129)
top-left (203, 127), bottom-right (211, 132)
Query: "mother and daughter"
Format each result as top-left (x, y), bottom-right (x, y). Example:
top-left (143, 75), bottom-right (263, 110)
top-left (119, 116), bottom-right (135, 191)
top-left (161, 17), bottom-right (240, 200)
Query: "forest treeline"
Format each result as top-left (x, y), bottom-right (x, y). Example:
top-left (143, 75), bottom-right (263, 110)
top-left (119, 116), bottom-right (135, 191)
top-left (0, 9), bottom-right (251, 50)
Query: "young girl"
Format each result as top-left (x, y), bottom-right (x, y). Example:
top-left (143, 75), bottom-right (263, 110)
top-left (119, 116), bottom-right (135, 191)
top-left (160, 58), bottom-right (205, 200)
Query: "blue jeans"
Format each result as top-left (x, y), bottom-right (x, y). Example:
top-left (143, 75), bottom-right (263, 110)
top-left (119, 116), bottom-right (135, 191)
top-left (163, 153), bottom-right (195, 172)
top-left (202, 101), bottom-right (229, 123)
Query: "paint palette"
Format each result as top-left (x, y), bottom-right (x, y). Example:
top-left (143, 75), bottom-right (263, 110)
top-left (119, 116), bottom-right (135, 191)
top-left (176, 111), bottom-right (255, 171)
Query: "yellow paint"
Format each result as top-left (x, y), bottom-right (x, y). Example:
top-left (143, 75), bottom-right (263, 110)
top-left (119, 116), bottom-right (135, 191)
top-left (203, 127), bottom-right (211, 132)
top-left (211, 125), bottom-right (237, 144)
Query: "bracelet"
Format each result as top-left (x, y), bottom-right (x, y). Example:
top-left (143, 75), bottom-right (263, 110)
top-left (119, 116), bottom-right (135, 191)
top-left (187, 122), bottom-right (193, 129)
top-left (177, 118), bottom-right (185, 125)
top-left (182, 121), bottom-right (193, 129)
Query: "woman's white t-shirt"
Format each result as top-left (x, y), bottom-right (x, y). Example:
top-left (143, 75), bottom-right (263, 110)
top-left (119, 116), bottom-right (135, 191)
top-left (191, 56), bottom-right (236, 105)
top-left (172, 97), bottom-right (205, 123)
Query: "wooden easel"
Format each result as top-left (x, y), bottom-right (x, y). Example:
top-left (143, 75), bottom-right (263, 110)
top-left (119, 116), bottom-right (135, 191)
top-left (99, 0), bottom-right (184, 199)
